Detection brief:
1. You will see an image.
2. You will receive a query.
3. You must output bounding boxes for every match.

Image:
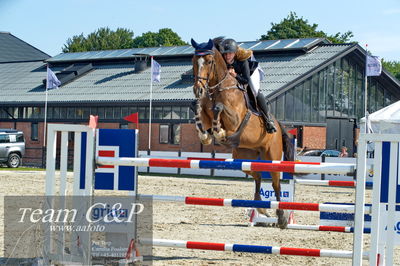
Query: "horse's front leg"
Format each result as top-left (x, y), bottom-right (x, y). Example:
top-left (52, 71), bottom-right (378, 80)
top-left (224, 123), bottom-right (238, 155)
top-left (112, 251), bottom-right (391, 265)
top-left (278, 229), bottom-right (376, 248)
top-left (271, 171), bottom-right (288, 229)
top-left (212, 102), bottom-right (226, 142)
top-left (195, 99), bottom-right (213, 145)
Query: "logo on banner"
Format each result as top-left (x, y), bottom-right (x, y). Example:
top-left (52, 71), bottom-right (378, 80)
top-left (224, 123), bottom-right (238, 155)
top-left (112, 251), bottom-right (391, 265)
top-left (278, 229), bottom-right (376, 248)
top-left (80, 129), bottom-right (137, 191)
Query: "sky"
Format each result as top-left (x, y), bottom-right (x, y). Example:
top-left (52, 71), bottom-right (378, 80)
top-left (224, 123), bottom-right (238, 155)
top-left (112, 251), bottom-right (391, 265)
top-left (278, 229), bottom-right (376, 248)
top-left (1, 0), bottom-right (400, 60)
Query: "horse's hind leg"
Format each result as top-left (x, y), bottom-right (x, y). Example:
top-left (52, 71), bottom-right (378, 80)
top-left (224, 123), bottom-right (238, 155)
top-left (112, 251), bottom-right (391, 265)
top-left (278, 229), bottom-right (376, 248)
top-left (233, 148), bottom-right (267, 216)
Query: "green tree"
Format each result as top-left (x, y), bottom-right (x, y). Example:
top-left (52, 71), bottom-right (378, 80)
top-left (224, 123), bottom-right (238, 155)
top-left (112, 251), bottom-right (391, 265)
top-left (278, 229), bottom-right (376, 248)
top-left (62, 27), bottom-right (135, 52)
top-left (261, 12), bottom-right (353, 44)
top-left (382, 59), bottom-right (400, 81)
top-left (132, 28), bottom-right (187, 48)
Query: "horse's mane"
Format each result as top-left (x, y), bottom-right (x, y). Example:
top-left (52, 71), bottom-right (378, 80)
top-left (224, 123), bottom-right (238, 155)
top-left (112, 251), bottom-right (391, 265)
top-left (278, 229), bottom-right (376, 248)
top-left (212, 47), bottom-right (228, 77)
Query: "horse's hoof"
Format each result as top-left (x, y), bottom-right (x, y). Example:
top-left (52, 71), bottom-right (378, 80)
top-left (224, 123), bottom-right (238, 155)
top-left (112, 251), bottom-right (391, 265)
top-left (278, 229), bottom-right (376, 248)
top-left (276, 209), bottom-right (288, 229)
top-left (199, 133), bottom-right (212, 145)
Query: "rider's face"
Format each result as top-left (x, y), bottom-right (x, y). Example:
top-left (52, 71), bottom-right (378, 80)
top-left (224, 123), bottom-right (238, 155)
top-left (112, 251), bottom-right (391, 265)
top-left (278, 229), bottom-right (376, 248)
top-left (223, 52), bottom-right (235, 64)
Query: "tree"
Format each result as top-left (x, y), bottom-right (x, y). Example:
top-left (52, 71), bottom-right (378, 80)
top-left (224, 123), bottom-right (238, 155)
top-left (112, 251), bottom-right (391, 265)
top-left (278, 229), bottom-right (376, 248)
top-left (132, 28), bottom-right (187, 48)
top-left (261, 12), bottom-right (353, 44)
top-left (382, 60), bottom-right (400, 81)
top-left (62, 27), bottom-right (135, 52)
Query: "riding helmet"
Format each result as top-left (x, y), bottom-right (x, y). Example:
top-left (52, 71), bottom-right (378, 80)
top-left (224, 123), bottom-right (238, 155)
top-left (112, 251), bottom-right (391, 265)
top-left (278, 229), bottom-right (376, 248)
top-left (221, 38), bottom-right (238, 54)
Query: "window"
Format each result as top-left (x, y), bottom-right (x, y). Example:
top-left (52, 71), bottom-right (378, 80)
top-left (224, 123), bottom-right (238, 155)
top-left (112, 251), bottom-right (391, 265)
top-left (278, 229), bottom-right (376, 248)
top-left (0, 134), bottom-right (10, 143)
top-left (276, 95), bottom-right (284, 120)
top-left (303, 78), bottom-right (311, 122)
top-left (311, 74), bottom-right (319, 122)
top-left (31, 123), bottom-right (38, 141)
top-left (114, 107), bottom-right (121, 119)
top-left (67, 107), bottom-right (75, 119)
top-left (181, 107), bottom-right (189, 119)
top-left (75, 108), bottom-right (84, 119)
top-left (327, 63), bottom-right (335, 115)
top-left (82, 108), bottom-right (90, 120)
top-left (294, 84), bottom-right (303, 121)
top-left (284, 90), bottom-right (294, 121)
top-left (172, 107), bottom-right (181, 119)
top-left (159, 124), bottom-right (181, 144)
top-left (163, 106), bottom-right (172, 119)
top-left (46, 107), bottom-right (53, 119)
top-left (334, 60), bottom-right (342, 116)
top-left (105, 107), bottom-right (113, 119)
top-left (120, 124), bottom-right (129, 129)
top-left (97, 107), bottom-right (105, 119)
top-left (153, 107), bottom-right (163, 119)
top-left (60, 107), bottom-right (67, 119)
top-left (122, 107), bottom-right (130, 118)
top-left (138, 107), bottom-right (147, 119)
top-left (318, 70), bottom-right (326, 122)
top-left (159, 125), bottom-right (169, 144)
top-left (32, 107), bottom-right (42, 118)
top-left (16, 134), bottom-right (24, 143)
top-left (356, 65), bottom-right (364, 119)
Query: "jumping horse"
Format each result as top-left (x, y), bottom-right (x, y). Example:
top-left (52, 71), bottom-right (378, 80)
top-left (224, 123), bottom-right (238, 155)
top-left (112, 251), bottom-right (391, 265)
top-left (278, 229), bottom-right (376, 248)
top-left (191, 39), bottom-right (294, 228)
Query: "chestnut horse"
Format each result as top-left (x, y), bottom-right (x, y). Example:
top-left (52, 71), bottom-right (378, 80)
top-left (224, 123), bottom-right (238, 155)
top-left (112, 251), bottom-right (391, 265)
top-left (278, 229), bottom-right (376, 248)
top-left (191, 39), bottom-right (294, 228)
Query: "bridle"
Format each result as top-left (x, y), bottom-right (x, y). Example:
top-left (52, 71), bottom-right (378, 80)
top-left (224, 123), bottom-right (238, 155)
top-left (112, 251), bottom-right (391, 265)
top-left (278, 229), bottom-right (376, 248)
top-left (195, 54), bottom-right (237, 99)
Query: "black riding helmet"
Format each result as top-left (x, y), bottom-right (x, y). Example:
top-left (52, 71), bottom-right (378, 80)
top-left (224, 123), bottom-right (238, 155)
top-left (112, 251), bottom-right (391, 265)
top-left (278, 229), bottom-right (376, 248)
top-left (221, 38), bottom-right (238, 54)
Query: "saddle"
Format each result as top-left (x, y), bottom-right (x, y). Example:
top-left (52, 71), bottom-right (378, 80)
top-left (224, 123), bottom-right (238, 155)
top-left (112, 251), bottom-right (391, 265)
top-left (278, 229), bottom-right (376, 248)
top-left (242, 85), bottom-right (261, 116)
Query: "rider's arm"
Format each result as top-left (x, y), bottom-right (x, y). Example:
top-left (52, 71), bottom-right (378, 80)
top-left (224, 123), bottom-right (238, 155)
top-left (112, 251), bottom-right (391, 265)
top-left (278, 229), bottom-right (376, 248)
top-left (235, 59), bottom-right (251, 85)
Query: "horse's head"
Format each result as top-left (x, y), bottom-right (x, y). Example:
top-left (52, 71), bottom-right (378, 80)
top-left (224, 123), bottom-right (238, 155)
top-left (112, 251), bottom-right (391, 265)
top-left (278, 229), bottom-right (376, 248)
top-left (191, 38), bottom-right (217, 98)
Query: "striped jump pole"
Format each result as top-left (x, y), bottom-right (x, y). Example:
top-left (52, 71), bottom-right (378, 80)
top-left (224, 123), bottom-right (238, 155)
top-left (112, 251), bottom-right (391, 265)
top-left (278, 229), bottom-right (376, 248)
top-left (139, 239), bottom-right (369, 260)
top-left (187, 157), bottom-right (323, 165)
top-left (139, 194), bottom-right (371, 213)
top-left (295, 179), bottom-right (373, 188)
top-left (287, 224), bottom-right (371, 234)
top-left (97, 157), bottom-right (356, 175)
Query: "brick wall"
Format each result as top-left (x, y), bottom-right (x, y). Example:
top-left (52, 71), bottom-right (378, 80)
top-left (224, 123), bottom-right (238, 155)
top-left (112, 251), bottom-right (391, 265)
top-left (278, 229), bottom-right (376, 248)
top-left (302, 126), bottom-right (326, 149)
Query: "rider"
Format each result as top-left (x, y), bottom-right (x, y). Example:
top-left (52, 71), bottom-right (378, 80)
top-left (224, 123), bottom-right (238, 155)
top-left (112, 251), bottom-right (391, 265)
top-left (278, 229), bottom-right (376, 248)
top-left (220, 38), bottom-right (277, 133)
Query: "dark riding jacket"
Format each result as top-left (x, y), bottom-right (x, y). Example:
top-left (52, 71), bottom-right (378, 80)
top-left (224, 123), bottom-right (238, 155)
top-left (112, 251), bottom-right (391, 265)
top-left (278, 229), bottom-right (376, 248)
top-left (228, 59), bottom-right (251, 86)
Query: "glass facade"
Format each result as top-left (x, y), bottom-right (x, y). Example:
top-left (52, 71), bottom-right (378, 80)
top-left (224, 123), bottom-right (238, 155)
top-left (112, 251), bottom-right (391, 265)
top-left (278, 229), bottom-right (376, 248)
top-left (0, 105), bottom-right (193, 121)
top-left (269, 56), bottom-right (399, 123)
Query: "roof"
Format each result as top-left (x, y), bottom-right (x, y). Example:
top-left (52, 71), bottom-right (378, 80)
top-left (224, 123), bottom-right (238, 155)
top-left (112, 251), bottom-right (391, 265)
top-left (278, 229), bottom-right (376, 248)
top-left (0, 32), bottom-right (50, 63)
top-left (0, 43), bottom-right (357, 105)
top-left (47, 38), bottom-right (328, 63)
top-left (261, 43), bottom-right (356, 96)
top-left (360, 100), bottom-right (400, 133)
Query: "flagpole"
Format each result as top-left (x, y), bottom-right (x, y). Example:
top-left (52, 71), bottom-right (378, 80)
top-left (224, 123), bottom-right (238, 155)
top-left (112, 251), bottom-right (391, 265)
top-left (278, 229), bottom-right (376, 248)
top-left (44, 66), bottom-right (49, 147)
top-left (364, 44), bottom-right (368, 134)
top-left (148, 57), bottom-right (153, 151)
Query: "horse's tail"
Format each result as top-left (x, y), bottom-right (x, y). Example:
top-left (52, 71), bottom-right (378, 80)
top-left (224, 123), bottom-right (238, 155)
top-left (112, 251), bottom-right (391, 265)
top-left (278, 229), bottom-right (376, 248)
top-left (278, 121), bottom-right (294, 162)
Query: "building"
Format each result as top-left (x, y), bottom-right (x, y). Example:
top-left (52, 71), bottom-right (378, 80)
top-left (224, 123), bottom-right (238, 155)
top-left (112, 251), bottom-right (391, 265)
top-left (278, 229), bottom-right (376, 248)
top-left (0, 33), bottom-right (399, 165)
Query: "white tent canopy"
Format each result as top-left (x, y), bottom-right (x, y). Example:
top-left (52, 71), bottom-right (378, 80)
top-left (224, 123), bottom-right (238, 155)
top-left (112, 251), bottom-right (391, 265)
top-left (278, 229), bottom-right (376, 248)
top-left (360, 100), bottom-right (400, 134)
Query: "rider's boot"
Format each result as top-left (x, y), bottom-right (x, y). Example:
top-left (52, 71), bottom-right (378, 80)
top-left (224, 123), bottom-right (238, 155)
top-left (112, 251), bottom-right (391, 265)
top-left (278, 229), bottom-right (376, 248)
top-left (256, 93), bottom-right (277, 133)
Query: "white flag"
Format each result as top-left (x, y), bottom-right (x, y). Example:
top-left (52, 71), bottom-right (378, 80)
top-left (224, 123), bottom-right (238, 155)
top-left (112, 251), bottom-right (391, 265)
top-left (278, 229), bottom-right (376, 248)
top-left (151, 59), bottom-right (161, 83)
top-left (366, 55), bottom-right (382, 76)
top-left (46, 67), bottom-right (61, 89)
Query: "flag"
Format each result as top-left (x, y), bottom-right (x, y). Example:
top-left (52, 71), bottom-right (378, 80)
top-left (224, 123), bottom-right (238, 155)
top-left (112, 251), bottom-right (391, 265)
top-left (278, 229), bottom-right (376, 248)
top-left (366, 55), bottom-right (382, 76)
top-left (151, 58), bottom-right (161, 82)
top-left (88, 115), bottom-right (98, 129)
top-left (124, 113), bottom-right (139, 124)
top-left (288, 128), bottom-right (297, 136)
top-left (46, 67), bottom-right (61, 89)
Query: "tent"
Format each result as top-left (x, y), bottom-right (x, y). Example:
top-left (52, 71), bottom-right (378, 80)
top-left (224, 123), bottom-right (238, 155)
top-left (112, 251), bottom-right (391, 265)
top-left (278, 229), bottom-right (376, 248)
top-left (360, 100), bottom-right (400, 134)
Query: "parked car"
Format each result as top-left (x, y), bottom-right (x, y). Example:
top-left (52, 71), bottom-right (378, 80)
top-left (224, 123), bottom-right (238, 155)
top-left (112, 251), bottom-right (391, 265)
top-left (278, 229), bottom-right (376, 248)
top-left (0, 129), bottom-right (25, 168)
top-left (300, 149), bottom-right (340, 157)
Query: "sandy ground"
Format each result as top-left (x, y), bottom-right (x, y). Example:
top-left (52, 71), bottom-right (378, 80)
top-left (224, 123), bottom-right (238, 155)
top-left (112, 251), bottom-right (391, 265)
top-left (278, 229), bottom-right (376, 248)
top-left (0, 170), bottom-right (398, 266)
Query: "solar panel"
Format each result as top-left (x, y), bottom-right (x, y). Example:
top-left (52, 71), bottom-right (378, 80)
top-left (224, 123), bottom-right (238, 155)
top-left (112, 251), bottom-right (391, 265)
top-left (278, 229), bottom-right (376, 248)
top-left (47, 38), bottom-right (324, 62)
